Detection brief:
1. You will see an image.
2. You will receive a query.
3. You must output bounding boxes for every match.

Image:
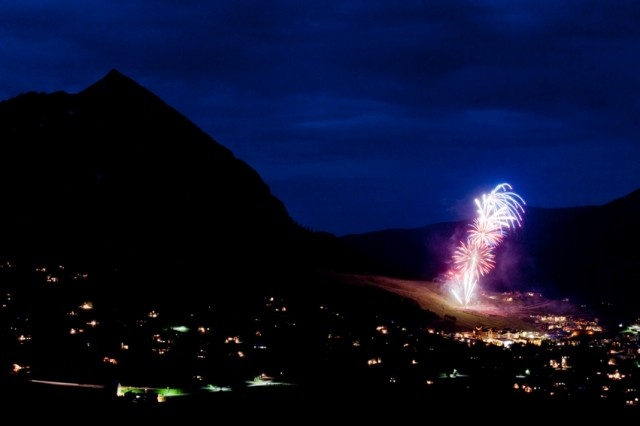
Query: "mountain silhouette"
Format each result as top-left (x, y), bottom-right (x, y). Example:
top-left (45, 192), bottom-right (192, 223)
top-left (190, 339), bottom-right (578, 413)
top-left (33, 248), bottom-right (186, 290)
top-left (0, 69), bottom-right (377, 307)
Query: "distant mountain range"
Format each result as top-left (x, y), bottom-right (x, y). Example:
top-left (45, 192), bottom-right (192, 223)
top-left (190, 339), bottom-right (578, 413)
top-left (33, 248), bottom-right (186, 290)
top-left (342, 190), bottom-right (640, 321)
top-left (0, 69), bottom-right (637, 324)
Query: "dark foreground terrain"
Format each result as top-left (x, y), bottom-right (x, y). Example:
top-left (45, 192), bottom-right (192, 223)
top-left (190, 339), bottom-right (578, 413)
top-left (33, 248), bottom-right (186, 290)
top-left (4, 377), bottom-right (635, 422)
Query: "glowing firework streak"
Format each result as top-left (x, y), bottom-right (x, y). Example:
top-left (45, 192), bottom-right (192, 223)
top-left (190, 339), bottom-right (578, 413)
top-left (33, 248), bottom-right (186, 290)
top-left (449, 183), bottom-right (525, 306)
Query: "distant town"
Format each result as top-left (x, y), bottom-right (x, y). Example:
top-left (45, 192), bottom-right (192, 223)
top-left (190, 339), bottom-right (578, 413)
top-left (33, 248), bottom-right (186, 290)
top-left (1, 259), bottom-right (638, 410)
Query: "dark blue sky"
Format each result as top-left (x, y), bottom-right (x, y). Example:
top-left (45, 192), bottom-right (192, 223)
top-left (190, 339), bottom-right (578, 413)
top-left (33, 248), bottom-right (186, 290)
top-left (1, 1), bottom-right (638, 236)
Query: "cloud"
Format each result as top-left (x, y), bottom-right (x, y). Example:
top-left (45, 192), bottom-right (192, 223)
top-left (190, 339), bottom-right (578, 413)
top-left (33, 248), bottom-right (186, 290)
top-left (0, 0), bottom-right (638, 234)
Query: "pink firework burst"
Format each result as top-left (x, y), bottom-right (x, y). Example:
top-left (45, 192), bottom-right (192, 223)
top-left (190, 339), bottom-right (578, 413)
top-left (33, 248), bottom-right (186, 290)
top-left (452, 240), bottom-right (496, 277)
top-left (447, 183), bottom-right (526, 306)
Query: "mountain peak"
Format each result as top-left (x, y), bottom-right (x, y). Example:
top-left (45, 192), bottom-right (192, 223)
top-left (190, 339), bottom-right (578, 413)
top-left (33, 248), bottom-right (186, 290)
top-left (100, 68), bottom-right (133, 85)
top-left (80, 68), bottom-right (153, 100)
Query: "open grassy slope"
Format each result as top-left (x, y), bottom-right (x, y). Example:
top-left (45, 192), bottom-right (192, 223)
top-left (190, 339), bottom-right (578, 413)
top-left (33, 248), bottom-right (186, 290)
top-left (325, 272), bottom-right (591, 332)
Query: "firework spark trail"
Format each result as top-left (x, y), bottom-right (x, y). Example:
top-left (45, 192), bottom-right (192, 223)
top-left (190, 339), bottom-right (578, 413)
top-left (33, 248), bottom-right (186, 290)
top-left (449, 183), bottom-right (526, 306)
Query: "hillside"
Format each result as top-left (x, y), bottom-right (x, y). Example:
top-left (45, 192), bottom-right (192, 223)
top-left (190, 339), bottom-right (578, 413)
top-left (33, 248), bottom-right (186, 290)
top-left (324, 272), bottom-right (591, 332)
top-left (341, 192), bottom-right (640, 323)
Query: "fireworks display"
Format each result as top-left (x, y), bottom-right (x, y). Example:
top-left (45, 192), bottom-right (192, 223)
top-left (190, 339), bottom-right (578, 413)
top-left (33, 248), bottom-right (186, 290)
top-left (449, 183), bottom-right (526, 306)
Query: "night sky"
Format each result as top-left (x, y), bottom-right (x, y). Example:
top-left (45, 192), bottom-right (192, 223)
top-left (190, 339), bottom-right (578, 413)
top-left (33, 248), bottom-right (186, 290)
top-left (0, 1), bottom-right (638, 236)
